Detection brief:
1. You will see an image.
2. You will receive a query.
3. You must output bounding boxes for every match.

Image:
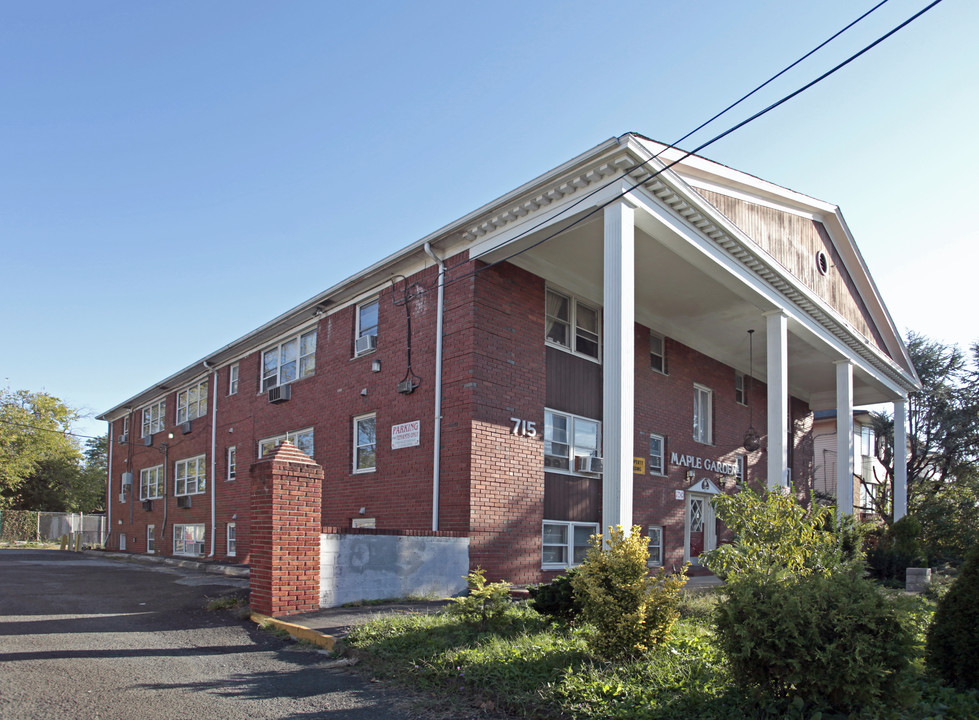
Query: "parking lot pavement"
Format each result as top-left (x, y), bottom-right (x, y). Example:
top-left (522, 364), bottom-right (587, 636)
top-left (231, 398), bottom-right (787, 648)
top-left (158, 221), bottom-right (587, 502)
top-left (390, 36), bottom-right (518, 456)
top-left (0, 549), bottom-right (420, 720)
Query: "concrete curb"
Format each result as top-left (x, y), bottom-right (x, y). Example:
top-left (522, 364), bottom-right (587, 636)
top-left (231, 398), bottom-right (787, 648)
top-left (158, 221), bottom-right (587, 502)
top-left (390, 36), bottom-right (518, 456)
top-left (82, 549), bottom-right (249, 578)
top-left (250, 612), bottom-right (337, 651)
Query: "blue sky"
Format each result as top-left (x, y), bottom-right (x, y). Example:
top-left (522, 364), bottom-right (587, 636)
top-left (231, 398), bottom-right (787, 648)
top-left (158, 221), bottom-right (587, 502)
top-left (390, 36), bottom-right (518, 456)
top-left (2, 0), bottom-right (976, 440)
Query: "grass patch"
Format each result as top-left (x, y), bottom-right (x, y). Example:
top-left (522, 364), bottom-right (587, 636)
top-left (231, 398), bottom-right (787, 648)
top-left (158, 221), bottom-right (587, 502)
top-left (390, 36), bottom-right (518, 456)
top-left (346, 591), bottom-right (979, 719)
top-left (206, 595), bottom-right (242, 611)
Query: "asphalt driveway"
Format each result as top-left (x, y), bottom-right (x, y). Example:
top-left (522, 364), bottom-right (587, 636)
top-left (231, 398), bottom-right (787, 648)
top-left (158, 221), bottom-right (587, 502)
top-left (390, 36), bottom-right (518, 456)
top-left (0, 549), bottom-right (419, 720)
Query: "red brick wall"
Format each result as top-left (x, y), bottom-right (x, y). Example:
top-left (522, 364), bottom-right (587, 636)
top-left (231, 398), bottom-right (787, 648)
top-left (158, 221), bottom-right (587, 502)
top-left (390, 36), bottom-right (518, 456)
top-left (249, 442), bottom-right (323, 617)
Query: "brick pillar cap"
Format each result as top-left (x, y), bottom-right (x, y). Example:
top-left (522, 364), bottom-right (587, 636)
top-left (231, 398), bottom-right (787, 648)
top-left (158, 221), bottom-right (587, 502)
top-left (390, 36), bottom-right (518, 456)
top-left (260, 440), bottom-right (318, 466)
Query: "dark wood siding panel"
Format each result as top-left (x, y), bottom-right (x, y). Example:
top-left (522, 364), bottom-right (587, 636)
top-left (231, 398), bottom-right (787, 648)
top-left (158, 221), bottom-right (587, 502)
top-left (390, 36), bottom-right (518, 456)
top-left (545, 347), bottom-right (602, 419)
top-left (693, 188), bottom-right (884, 351)
top-left (543, 473), bottom-right (601, 522)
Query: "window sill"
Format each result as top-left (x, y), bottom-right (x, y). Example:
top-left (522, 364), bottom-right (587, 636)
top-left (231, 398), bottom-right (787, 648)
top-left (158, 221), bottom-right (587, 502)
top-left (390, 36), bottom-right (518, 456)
top-left (352, 468), bottom-right (376, 475)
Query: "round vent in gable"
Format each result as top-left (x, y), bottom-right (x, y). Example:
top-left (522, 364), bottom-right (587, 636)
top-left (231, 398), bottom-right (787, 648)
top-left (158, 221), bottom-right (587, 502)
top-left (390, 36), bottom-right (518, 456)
top-left (815, 250), bottom-right (829, 276)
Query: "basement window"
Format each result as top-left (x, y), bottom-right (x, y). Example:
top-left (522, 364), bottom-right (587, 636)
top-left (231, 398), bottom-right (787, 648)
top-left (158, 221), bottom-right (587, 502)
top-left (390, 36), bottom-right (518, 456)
top-left (542, 521), bottom-right (599, 569)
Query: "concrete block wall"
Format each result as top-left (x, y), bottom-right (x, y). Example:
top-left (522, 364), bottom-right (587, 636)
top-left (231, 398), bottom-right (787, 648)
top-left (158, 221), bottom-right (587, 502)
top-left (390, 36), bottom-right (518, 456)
top-left (319, 529), bottom-right (469, 607)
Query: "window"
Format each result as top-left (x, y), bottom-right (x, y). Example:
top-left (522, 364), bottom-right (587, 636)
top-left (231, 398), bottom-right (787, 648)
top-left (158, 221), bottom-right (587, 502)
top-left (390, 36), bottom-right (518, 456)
top-left (542, 521), bottom-right (598, 569)
top-left (226, 522), bottom-right (236, 557)
top-left (174, 524), bottom-right (204, 556)
top-left (226, 446), bottom-right (236, 481)
top-left (650, 333), bottom-right (667, 374)
top-left (147, 525), bottom-right (155, 554)
top-left (544, 410), bottom-right (600, 473)
top-left (649, 434), bottom-right (666, 475)
top-left (354, 414), bottom-right (377, 472)
top-left (736, 453), bottom-right (747, 483)
top-left (174, 455), bottom-right (206, 496)
top-left (139, 465), bottom-right (163, 500)
top-left (262, 328), bottom-right (317, 391)
top-left (693, 384), bottom-right (713, 444)
top-left (648, 525), bottom-right (663, 566)
top-left (545, 288), bottom-right (600, 360)
top-left (860, 425), bottom-right (876, 459)
top-left (176, 380), bottom-right (208, 424)
top-left (735, 372), bottom-right (747, 405)
top-left (258, 428), bottom-right (314, 458)
top-left (122, 416), bottom-right (130, 436)
top-left (356, 298), bottom-right (379, 352)
top-left (229, 364), bottom-right (239, 395)
top-left (141, 399), bottom-right (166, 437)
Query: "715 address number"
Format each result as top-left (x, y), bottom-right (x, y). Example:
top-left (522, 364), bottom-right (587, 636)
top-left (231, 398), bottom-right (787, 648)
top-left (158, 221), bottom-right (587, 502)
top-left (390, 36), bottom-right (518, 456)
top-left (510, 417), bottom-right (537, 437)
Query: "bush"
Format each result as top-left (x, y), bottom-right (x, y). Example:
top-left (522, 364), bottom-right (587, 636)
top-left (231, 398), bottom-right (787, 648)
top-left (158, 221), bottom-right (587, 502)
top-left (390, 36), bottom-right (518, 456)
top-left (702, 487), bottom-right (856, 580)
top-left (866, 515), bottom-right (925, 582)
top-left (572, 525), bottom-right (687, 659)
top-left (528, 569), bottom-right (581, 622)
top-left (926, 543), bottom-right (979, 691)
top-left (447, 567), bottom-right (513, 632)
top-left (714, 571), bottom-right (912, 711)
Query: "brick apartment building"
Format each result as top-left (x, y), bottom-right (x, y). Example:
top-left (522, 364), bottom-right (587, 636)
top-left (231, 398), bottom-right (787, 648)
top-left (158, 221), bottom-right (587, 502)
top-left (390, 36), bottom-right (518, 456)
top-left (98, 133), bottom-right (919, 590)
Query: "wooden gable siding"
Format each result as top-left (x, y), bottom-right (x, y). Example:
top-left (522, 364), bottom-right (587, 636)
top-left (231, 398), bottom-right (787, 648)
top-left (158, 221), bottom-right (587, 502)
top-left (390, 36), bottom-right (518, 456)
top-left (693, 188), bottom-right (885, 351)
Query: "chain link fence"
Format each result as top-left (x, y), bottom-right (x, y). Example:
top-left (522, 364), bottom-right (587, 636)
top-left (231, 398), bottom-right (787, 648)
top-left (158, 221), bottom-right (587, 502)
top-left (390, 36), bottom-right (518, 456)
top-left (0, 510), bottom-right (106, 546)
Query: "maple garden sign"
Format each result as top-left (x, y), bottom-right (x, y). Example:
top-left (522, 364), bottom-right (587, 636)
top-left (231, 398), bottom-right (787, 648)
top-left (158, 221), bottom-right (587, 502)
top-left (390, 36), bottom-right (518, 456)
top-left (670, 452), bottom-right (738, 477)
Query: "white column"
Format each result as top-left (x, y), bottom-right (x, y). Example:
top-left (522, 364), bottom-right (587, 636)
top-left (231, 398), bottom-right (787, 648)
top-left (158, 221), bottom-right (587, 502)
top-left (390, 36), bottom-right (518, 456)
top-left (602, 200), bottom-right (635, 536)
top-left (765, 311), bottom-right (788, 489)
top-left (835, 361), bottom-right (854, 517)
top-left (893, 398), bottom-right (908, 521)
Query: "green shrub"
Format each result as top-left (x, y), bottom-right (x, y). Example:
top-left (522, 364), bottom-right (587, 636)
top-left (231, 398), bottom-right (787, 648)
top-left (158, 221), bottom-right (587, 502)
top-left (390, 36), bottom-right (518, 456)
top-left (572, 525), bottom-right (688, 659)
top-left (702, 487), bottom-right (856, 580)
top-left (528, 568), bottom-right (581, 622)
top-left (714, 571), bottom-right (912, 711)
top-left (926, 543), bottom-right (979, 691)
top-left (447, 567), bottom-right (513, 632)
top-left (866, 515), bottom-right (925, 582)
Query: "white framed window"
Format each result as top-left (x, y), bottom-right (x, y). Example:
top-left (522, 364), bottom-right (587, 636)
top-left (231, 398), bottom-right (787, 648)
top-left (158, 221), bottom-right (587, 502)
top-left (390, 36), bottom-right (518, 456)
top-left (735, 372), bottom-right (747, 405)
top-left (176, 380), bottom-right (208, 424)
top-left (174, 455), bottom-right (207, 496)
top-left (736, 453), bottom-right (747, 482)
top-left (542, 521), bottom-right (598, 569)
top-left (229, 364), bottom-right (239, 395)
top-left (261, 328), bottom-right (317, 391)
top-left (353, 414), bottom-right (377, 472)
top-left (141, 399), bottom-right (166, 437)
top-left (545, 288), bottom-right (600, 361)
top-left (649, 434), bottom-right (666, 475)
top-left (226, 522), bottom-right (237, 557)
top-left (139, 465), bottom-right (163, 500)
top-left (122, 416), bottom-right (130, 436)
top-left (226, 446), bottom-right (237, 481)
top-left (650, 333), bottom-right (667, 374)
top-left (147, 525), bottom-right (155, 554)
top-left (356, 298), bottom-right (379, 349)
top-left (258, 428), bottom-right (314, 459)
top-left (544, 409), bottom-right (600, 473)
top-left (648, 525), bottom-right (664, 566)
top-left (693, 384), bottom-right (713, 445)
top-left (174, 523), bottom-right (205, 556)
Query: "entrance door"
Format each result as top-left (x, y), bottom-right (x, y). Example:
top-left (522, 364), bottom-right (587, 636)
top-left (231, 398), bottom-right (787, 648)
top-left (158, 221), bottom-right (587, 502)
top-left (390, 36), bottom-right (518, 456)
top-left (686, 493), bottom-right (716, 564)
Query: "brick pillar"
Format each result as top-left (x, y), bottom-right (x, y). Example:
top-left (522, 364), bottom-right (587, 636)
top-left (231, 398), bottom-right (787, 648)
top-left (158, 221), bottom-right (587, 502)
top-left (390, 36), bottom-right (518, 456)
top-left (249, 441), bottom-right (323, 617)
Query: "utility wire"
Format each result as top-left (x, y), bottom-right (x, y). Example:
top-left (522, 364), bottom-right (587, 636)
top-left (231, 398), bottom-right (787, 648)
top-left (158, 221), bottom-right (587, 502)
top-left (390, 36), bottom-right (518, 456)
top-left (430, 0), bottom-right (942, 295)
top-left (428, 0), bottom-right (894, 287)
top-left (0, 418), bottom-right (103, 441)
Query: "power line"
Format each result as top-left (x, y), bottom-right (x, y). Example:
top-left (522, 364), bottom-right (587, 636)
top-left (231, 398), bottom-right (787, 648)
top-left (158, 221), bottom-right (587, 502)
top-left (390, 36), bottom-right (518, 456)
top-left (0, 418), bottom-right (103, 441)
top-left (429, 0), bottom-right (942, 294)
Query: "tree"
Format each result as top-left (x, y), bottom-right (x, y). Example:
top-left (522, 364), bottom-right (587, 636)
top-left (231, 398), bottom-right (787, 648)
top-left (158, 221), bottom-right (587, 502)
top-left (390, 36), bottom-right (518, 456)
top-left (0, 387), bottom-right (81, 509)
top-left (869, 333), bottom-right (979, 559)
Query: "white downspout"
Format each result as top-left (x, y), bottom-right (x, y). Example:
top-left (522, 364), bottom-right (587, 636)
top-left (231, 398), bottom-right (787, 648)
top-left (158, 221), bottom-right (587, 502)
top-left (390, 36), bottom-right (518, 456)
top-left (423, 242), bottom-right (445, 532)
top-left (204, 361), bottom-right (218, 557)
top-left (106, 421), bottom-right (113, 545)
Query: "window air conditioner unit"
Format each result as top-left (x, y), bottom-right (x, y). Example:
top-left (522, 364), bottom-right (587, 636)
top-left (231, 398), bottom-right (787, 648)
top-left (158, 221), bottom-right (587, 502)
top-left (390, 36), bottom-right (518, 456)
top-left (142, 500), bottom-right (153, 511)
top-left (268, 384), bottom-right (291, 404)
top-left (144, 434), bottom-right (153, 447)
top-left (118, 493), bottom-right (127, 503)
top-left (121, 472), bottom-right (133, 488)
top-left (181, 420), bottom-right (192, 434)
top-left (118, 433), bottom-right (129, 444)
top-left (354, 334), bottom-right (377, 356)
top-left (575, 456), bottom-right (604, 475)
top-left (177, 496), bottom-right (192, 509)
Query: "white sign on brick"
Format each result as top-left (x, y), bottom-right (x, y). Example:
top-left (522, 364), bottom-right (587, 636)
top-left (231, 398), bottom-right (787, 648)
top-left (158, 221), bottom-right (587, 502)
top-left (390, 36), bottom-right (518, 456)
top-left (391, 420), bottom-right (421, 449)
